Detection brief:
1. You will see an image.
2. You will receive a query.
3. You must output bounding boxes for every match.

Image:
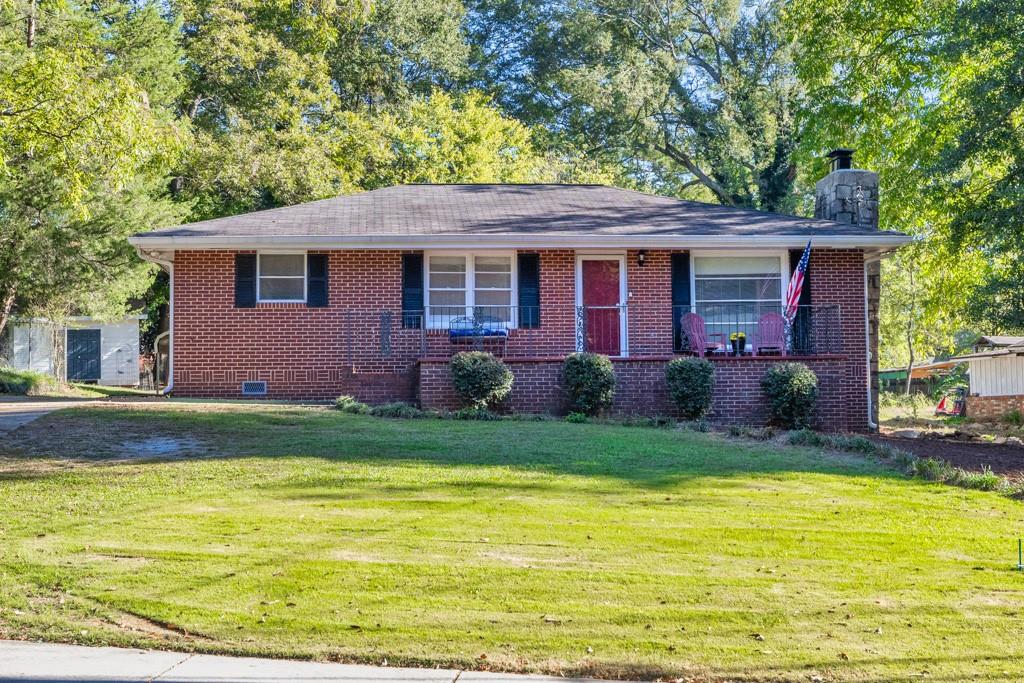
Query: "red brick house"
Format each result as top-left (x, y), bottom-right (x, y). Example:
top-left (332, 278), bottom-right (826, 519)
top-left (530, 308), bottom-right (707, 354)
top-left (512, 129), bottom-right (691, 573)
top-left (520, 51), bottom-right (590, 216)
top-left (130, 152), bottom-right (910, 430)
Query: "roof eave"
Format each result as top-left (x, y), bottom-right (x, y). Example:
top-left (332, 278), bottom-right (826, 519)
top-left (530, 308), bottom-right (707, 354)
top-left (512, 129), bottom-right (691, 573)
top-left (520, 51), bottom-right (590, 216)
top-left (129, 232), bottom-right (914, 252)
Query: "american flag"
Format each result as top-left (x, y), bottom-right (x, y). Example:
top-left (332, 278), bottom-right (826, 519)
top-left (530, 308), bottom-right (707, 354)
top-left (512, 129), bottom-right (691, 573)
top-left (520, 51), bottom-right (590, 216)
top-left (785, 239), bottom-right (811, 323)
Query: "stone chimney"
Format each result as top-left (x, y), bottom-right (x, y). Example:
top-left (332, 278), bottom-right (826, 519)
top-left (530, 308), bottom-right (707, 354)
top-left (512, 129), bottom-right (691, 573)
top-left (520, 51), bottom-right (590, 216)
top-left (814, 148), bottom-right (879, 229)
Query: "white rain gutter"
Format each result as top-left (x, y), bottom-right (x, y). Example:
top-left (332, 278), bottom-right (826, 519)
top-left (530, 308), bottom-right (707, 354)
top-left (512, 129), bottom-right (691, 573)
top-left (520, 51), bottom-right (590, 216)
top-left (135, 246), bottom-right (174, 396)
top-left (128, 232), bottom-right (914, 252)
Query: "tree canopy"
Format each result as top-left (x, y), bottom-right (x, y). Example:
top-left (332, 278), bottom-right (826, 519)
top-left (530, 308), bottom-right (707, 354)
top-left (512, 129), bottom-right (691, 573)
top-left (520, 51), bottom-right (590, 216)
top-left (1, 0), bottom-right (1021, 368)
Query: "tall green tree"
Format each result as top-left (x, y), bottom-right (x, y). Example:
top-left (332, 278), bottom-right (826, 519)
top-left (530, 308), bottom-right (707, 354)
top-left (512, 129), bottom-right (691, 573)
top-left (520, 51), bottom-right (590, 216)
top-left (0, 0), bottom-right (185, 338)
top-left (931, 0), bottom-right (1024, 332)
top-left (465, 0), bottom-right (803, 210)
top-left (172, 0), bottom-right (471, 219)
top-left (789, 0), bottom-right (1024, 366)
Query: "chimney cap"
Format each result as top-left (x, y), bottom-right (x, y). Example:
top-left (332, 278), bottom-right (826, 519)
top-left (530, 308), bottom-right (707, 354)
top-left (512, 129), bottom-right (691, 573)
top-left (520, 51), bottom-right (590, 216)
top-left (827, 148), bottom-right (855, 172)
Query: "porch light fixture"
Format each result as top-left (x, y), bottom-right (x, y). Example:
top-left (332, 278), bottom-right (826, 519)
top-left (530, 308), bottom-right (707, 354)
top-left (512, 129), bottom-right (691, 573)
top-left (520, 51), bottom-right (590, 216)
top-left (637, 250), bottom-right (647, 267)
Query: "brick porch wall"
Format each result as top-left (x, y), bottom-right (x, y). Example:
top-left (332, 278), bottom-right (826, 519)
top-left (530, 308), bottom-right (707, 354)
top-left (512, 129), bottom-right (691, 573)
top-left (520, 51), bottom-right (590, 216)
top-left (419, 355), bottom-right (850, 430)
top-left (966, 395), bottom-right (1024, 421)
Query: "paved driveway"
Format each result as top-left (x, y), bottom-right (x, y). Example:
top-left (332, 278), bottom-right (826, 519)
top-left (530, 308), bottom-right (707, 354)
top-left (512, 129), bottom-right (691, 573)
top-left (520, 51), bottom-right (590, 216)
top-left (0, 398), bottom-right (90, 433)
top-left (0, 640), bottom-right (611, 682)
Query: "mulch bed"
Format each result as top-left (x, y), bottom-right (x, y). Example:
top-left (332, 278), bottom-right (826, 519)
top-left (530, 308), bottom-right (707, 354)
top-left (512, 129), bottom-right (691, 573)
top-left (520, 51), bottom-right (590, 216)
top-left (871, 435), bottom-right (1024, 480)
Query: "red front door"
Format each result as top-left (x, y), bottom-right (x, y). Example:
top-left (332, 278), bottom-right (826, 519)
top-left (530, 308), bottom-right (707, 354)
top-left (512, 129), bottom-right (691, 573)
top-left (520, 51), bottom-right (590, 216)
top-left (581, 259), bottom-right (622, 355)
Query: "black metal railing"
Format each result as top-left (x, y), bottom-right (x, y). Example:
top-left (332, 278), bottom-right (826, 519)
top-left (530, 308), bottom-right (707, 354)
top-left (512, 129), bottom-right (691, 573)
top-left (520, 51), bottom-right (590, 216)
top-left (319, 303), bottom-right (841, 368)
top-left (670, 303), bottom-right (841, 356)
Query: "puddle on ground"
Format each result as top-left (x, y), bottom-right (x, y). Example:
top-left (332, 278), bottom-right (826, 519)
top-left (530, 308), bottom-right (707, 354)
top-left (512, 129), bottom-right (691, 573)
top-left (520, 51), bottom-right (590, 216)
top-left (117, 436), bottom-right (204, 458)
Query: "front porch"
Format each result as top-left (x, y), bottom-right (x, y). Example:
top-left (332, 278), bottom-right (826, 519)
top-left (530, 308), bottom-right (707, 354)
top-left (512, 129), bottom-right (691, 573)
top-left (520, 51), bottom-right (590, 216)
top-left (350, 302), bottom-right (843, 361)
top-left (325, 302), bottom-right (852, 428)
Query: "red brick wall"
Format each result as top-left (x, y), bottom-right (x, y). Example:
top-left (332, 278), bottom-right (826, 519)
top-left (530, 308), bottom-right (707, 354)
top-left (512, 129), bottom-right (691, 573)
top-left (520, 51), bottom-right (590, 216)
top-left (171, 247), bottom-right (871, 430)
top-left (420, 356), bottom-right (850, 429)
top-left (806, 248), bottom-right (870, 430)
top-left (966, 395), bottom-right (1024, 421)
top-left (172, 250), bottom-right (419, 400)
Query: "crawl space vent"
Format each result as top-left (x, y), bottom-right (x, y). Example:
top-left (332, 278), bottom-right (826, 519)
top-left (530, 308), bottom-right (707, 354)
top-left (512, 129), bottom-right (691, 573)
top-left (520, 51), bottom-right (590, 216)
top-left (241, 380), bottom-right (267, 396)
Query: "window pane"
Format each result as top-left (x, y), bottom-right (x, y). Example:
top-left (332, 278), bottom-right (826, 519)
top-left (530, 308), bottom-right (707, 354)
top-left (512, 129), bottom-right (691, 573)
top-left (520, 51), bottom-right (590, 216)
top-left (429, 273), bottom-right (466, 289)
top-left (694, 256), bottom-right (780, 276)
top-left (429, 256), bottom-right (467, 272)
top-left (474, 290), bottom-right (512, 308)
top-left (475, 256), bottom-right (511, 271)
top-left (475, 272), bottom-right (512, 289)
top-left (260, 277), bottom-right (304, 300)
top-left (429, 306), bottom-right (467, 324)
top-left (757, 278), bottom-right (781, 299)
top-left (260, 254), bottom-right (305, 277)
top-left (429, 290), bottom-right (466, 307)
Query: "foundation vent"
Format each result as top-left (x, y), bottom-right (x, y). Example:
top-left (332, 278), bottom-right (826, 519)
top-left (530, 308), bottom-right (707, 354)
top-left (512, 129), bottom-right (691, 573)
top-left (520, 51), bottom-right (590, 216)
top-left (241, 380), bottom-right (267, 396)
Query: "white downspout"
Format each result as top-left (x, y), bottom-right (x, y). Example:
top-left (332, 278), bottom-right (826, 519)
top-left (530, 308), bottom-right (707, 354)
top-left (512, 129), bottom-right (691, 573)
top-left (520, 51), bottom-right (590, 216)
top-left (135, 246), bottom-right (174, 396)
top-left (864, 254), bottom-right (881, 430)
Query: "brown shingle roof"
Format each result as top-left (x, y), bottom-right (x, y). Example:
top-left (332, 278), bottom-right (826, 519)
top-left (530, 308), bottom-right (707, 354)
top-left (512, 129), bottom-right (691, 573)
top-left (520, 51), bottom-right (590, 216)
top-left (136, 184), bottom-right (906, 240)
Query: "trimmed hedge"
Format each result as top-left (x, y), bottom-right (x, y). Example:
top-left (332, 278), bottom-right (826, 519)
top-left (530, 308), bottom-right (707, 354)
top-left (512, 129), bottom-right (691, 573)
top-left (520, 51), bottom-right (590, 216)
top-left (449, 351), bottom-right (514, 408)
top-left (562, 353), bottom-right (615, 415)
top-left (665, 357), bottom-right (715, 419)
top-left (761, 362), bottom-right (818, 428)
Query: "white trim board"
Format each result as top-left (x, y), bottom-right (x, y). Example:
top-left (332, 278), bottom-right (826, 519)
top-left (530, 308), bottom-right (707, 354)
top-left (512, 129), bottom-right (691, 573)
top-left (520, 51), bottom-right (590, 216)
top-left (256, 251), bottom-right (307, 303)
top-left (422, 250), bottom-right (518, 330)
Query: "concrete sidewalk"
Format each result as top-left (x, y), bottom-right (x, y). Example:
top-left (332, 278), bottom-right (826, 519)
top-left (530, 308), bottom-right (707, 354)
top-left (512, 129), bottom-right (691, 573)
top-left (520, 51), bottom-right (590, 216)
top-left (0, 398), bottom-right (92, 433)
top-left (0, 641), bottom-right (613, 683)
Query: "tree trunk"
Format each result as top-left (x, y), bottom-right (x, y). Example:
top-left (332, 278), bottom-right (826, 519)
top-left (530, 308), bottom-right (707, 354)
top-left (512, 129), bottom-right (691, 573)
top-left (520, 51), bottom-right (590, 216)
top-left (0, 287), bottom-right (16, 344)
top-left (904, 331), bottom-right (914, 396)
top-left (26, 0), bottom-right (36, 48)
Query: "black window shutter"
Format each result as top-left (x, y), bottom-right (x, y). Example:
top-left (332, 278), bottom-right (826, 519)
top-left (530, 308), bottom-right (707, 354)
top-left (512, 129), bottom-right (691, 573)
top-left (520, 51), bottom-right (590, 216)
top-left (788, 249), bottom-right (812, 353)
top-left (307, 254), bottom-right (329, 307)
top-left (402, 253), bottom-right (424, 329)
top-left (517, 253), bottom-right (540, 328)
top-left (671, 252), bottom-right (691, 351)
top-left (235, 254), bottom-right (257, 308)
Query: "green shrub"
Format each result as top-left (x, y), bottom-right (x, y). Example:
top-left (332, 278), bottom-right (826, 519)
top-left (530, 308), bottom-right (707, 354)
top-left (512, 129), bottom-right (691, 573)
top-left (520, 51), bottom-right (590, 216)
top-left (369, 402), bottom-right (424, 419)
top-left (334, 395), bottom-right (370, 414)
top-left (0, 366), bottom-right (56, 395)
top-left (727, 425), bottom-right (777, 441)
top-left (562, 353), bottom-right (615, 415)
top-left (564, 411), bottom-right (589, 424)
top-left (678, 418), bottom-right (711, 433)
top-left (665, 357), bottom-right (715, 419)
top-left (453, 407), bottom-right (502, 421)
top-left (761, 362), bottom-right (818, 428)
top-left (507, 412), bottom-right (554, 422)
top-left (449, 351), bottom-right (513, 409)
top-left (949, 465), bottom-right (1003, 491)
top-left (1003, 409), bottom-right (1023, 427)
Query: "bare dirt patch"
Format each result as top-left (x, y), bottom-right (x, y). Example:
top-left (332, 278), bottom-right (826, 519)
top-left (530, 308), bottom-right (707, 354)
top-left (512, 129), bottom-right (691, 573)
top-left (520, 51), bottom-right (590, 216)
top-left (871, 435), bottom-right (1024, 479)
top-left (0, 406), bottom-right (213, 461)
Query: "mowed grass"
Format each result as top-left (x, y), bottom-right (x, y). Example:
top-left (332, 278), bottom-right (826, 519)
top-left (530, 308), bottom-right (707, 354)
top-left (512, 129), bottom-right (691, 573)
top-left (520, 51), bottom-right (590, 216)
top-left (1, 405), bottom-right (1023, 682)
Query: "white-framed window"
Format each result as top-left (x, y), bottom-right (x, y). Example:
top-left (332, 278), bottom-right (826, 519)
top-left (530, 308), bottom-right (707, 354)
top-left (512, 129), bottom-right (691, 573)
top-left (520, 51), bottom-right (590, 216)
top-left (258, 252), bottom-right (307, 303)
top-left (425, 252), bottom-right (516, 328)
top-left (691, 253), bottom-right (787, 345)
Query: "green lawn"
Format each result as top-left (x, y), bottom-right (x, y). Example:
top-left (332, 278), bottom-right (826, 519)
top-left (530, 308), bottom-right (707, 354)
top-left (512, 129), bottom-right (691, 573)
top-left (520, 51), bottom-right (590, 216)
top-left (1, 405), bottom-right (1023, 681)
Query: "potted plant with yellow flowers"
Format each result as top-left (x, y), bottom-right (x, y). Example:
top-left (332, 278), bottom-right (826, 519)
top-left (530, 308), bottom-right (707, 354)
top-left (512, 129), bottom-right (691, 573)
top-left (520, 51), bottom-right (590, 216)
top-left (729, 331), bottom-right (746, 356)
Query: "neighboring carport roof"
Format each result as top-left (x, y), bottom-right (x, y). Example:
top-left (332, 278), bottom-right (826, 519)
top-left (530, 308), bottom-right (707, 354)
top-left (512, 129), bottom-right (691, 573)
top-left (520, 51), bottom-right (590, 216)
top-left (954, 341), bottom-right (1024, 361)
top-left (976, 335), bottom-right (1024, 348)
top-left (129, 183), bottom-right (912, 250)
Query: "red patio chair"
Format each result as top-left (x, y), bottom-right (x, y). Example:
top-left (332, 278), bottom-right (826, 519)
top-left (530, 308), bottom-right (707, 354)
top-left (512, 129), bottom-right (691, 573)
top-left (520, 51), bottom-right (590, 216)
top-left (753, 312), bottom-right (787, 356)
top-left (679, 312), bottom-right (726, 357)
